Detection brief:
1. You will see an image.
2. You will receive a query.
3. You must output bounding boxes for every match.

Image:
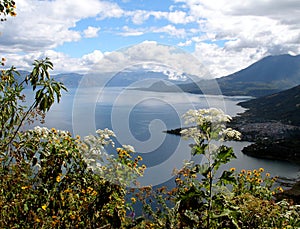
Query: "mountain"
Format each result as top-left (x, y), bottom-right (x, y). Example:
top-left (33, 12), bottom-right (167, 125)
top-left (15, 71), bottom-right (83, 88)
top-left (217, 54), bottom-right (300, 96)
top-left (237, 84), bottom-right (300, 126)
top-left (172, 54), bottom-right (300, 97)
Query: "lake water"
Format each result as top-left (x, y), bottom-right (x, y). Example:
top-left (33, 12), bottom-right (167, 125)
top-left (24, 87), bottom-right (300, 187)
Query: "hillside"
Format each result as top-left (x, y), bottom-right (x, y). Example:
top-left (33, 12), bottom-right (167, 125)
top-left (174, 54), bottom-right (300, 97)
top-left (217, 54), bottom-right (300, 96)
top-left (238, 84), bottom-right (300, 126)
top-left (230, 85), bottom-right (300, 163)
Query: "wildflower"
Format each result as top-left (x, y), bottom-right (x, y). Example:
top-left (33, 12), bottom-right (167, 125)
top-left (21, 186), bottom-right (30, 190)
top-left (9, 11), bottom-right (17, 16)
top-left (191, 174), bottom-right (197, 178)
top-left (122, 144), bottom-right (135, 152)
top-left (64, 189), bottom-right (72, 193)
top-left (142, 164), bottom-right (146, 169)
top-left (247, 170), bottom-right (252, 176)
top-left (253, 169), bottom-right (258, 174)
top-left (259, 168), bottom-right (264, 172)
top-left (56, 175), bottom-right (61, 182)
top-left (277, 186), bottom-right (284, 192)
top-left (35, 218), bottom-right (41, 223)
top-left (241, 169), bottom-right (246, 174)
top-left (131, 197), bottom-right (136, 203)
top-left (230, 167), bottom-right (236, 172)
top-left (42, 205), bottom-right (47, 211)
top-left (137, 155), bottom-right (143, 161)
top-left (175, 177), bottom-right (182, 183)
top-left (266, 173), bottom-right (270, 177)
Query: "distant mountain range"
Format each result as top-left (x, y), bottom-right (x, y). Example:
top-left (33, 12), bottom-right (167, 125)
top-left (144, 54), bottom-right (300, 97)
top-left (17, 69), bottom-right (193, 89)
top-left (17, 54), bottom-right (300, 98)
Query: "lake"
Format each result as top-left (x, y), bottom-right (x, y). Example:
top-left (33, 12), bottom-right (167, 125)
top-left (24, 86), bottom-right (300, 187)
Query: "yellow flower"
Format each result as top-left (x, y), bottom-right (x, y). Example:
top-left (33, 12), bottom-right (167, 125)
top-left (175, 177), bottom-right (181, 183)
top-left (191, 174), bottom-right (197, 178)
top-left (35, 218), bottom-right (41, 223)
top-left (266, 173), bottom-right (270, 177)
top-left (259, 168), bottom-right (264, 172)
top-left (253, 169), bottom-right (258, 174)
top-left (131, 197), bottom-right (136, 203)
top-left (42, 205), bottom-right (47, 211)
top-left (247, 170), bottom-right (252, 176)
top-left (142, 164), bottom-right (146, 169)
top-left (56, 175), bottom-right (61, 182)
top-left (230, 167), bottom-right (236, 172)
top-left (241, 169), bottom-right (246, 174)
top-left (277, 186), bottom-right (284, 192)
top-left (137, 156), bottom-right (143, 161)
top-left (21, 186), bottom-right (28, 190)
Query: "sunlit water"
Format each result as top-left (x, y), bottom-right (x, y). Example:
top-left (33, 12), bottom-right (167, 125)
top-left (24, 87), bottom-right (300, 187)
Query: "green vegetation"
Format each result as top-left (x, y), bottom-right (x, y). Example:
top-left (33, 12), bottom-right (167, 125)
top-left (1, 2), bottom-right (300, 228)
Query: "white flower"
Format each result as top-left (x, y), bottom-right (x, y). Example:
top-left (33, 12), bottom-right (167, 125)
top-left (122, 145), bottom-right (135, 152)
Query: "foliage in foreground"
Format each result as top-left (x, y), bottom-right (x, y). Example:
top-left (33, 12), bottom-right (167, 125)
top-left (1, 64), bottom-right (299, 229)
top-left (0, 4), bottom-right (299, 227)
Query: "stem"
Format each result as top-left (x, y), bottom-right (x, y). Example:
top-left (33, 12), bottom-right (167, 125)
top-left (207, 170), bottom-right (213, 229)
top-left (206, 135), bottom-right (213, 229)
top-left (1, 100), bottom-right (37, 153)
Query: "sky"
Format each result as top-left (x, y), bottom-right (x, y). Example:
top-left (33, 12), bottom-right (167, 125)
top-left (1, 0), bottom-right (300, 77)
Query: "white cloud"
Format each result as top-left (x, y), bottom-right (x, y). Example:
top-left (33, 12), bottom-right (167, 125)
top-left (119, 26), bottom-right (144, 36)
top-left (83, 26), bottom-right (101, 38)
top-left (127, 10), bottom-right (194, 25)
top-left (194, 42), bottom-right (266, 77)
top-left (153, 25), bottom-right (186, 38)
top-left (174, 0), bottom-right (300, 76)
top-left (178, 40), bottom-right (192, 47)
top-left (0, 0), bottom-right (123, 53)
top-left (4, 49), bottom-right (105, 74)
top-left (87, 41), bottom-right (211, 80)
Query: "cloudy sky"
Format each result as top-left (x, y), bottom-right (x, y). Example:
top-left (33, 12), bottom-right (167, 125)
top-left (1, 0), bottom-right (300, 77)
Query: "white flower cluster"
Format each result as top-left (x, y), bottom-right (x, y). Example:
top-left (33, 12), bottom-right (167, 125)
top-left (122, 144), bottom-right (135, 152)
top-left (181, 108), bottom-right (240, 142)
top-left (220, 128), bottom-right (242, 141)
top-left (31, 126), bottom-right (69, 138)
top-left (81, 128), bottom-right (116, 172)
top-left (182, 108), bottom-right (232, 126)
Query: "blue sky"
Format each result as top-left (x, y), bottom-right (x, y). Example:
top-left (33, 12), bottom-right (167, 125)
top-left (1, 0), bottom-right (300, 76)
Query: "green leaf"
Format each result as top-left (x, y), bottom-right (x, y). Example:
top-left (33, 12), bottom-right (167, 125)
top-left (218, 170), bottom-right (236, 185)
